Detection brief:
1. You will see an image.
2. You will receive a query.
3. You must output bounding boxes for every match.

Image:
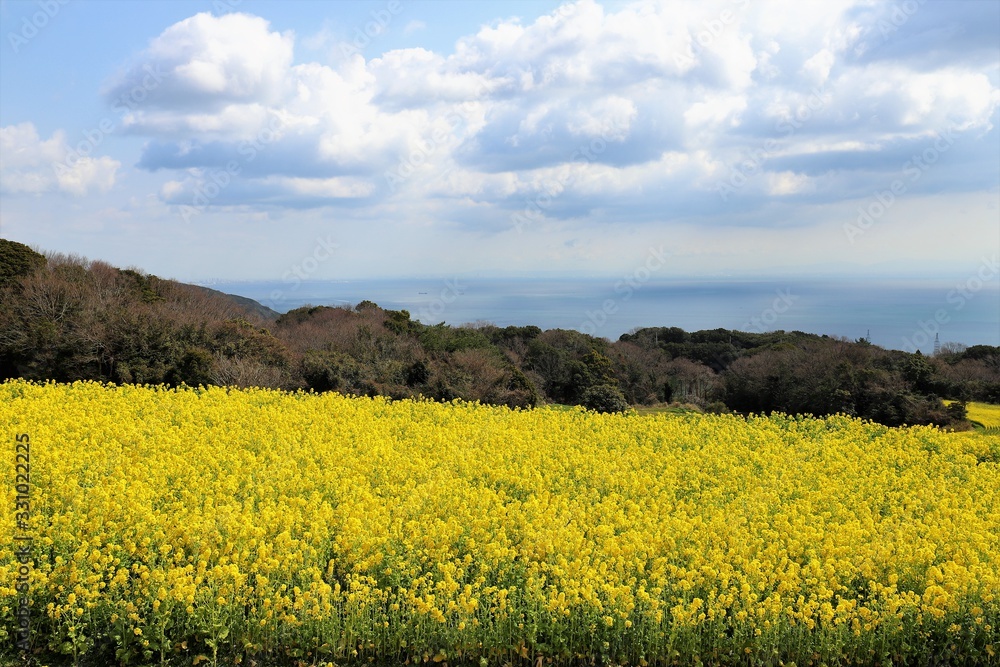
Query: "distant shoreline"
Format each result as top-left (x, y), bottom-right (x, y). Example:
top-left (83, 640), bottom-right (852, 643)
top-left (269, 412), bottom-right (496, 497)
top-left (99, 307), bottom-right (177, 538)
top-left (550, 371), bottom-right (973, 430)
top-left (200, 277), bottom-right (1000, 354)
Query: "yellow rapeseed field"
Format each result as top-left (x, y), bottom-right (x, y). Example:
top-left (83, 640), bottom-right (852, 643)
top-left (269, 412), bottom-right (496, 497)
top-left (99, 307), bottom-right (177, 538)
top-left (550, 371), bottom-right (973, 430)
top-left (1, 380), bottom-right (998, 666)
top-left (965, 402), bottom-right (1000, 430)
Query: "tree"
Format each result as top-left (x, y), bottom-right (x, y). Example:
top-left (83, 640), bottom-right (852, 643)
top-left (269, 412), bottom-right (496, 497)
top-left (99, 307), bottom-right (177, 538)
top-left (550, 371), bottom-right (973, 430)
top-left (945, 400), bottom-right (968, 423)
top-left (404, 359), bottom-right (430, 387)
top-left (581, 384), bottom-right (630, 413)
top-left (609, 341), bottom-right (674, 404)
top-left (939, 342), bottom-right (967, 356)
top-left (0, 238), bottom-right (46, 288)
top-left (665, 358), bottom-right (718, 404)
top-left (167, 347), bottom-right (214, 386)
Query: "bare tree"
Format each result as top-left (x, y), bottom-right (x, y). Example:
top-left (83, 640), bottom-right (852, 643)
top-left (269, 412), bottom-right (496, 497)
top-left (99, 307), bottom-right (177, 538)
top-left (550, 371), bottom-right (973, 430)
top-left (210, 353), bottom-right (291, 389)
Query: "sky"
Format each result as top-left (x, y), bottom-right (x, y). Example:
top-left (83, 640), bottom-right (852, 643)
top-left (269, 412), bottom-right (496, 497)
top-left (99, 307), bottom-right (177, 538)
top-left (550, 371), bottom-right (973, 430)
top-left (0, 0), bottom-right (998, 285)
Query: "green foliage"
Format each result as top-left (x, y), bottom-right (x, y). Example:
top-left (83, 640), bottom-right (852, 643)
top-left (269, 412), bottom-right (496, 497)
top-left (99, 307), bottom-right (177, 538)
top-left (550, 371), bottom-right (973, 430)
top-left (168, 346), bottom-right (214, 386)
top-left (704, 400), bottom-right (730, 414)
top-left (118, 268), bottom-right (165, 303)
top-left (302, 350), bottom-right (363, 393)
top-left (582, 349), bottom-right (615, 384)
top-left (581, 383), bottom-right (630, 413)
top-left (384, 308), bottom-right (415, 334)
top-left (404, 359), bottom-right (430, 387)
top-left (506, 366), bottom-right (540, 408)
top-left (903, 353), bottom-right (935, 391)
top-left (485, 324), bottom-right (543, 346)
top-left (211, 319), bottom-right (289, 369)
top-left (720, 341), bottom-right (976, 428)
top-left (1, 247), bottom-right (998, 424)
top-left (525, 333), bottom-right (612, 405)
top-left (0, 238), bottom-right (46, 288)
top-left (961, 344), bottom-right (1000, 361)
top-left (419, 324), bottom-right (492, 353)
top-left (946, 400), bottom-right (968, 422)
top-left (275, 304), bottom-right (338, 327)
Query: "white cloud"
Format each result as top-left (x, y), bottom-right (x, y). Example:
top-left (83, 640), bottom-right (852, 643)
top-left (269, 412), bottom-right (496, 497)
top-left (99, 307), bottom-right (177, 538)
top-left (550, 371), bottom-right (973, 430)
top-left (565, 96), bottom-right (637, 139)
top-left (56, 155), bottom-right (120, 196)
top-left (96, 0), bottom-right (998, 228)
top-left (767, 171), bottom-right (812, 196)
top-left (261, 175), bottom-right (375, 198)
top-left (0, 122), bottom-right (120, 196)
top-left (159, 180), bottom-right (185, 200)
top-left (684, 94), bottom-right (747, 130)
top-left (104, 12), bottom-right (295, 136)
top-left (893, 69), bottom-right (999, 130)
top-left (803, 48), bottom-right (836, 84)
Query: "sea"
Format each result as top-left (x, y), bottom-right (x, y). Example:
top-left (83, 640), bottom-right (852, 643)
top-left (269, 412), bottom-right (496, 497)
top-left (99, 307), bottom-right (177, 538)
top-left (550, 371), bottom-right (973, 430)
top-left (199, 277), bottom-right (1000, 355)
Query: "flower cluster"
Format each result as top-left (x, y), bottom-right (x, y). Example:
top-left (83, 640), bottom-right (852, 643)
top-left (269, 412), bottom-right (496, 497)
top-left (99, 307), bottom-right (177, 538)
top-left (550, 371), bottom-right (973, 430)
top-left (1, 380), bottom-right (997, 665)
top-left (966, 401), bottom-right (1000, 430)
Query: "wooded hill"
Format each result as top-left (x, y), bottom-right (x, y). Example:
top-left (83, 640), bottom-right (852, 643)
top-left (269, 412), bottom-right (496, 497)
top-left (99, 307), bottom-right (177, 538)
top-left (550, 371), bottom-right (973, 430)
top-left (2, 238), bottom-right (997, 427)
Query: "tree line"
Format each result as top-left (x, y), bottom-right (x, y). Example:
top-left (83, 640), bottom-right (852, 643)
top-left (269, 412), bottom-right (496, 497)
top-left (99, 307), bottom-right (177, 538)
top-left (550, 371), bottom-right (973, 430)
top-left (2, 239), bottom-right (997, 427)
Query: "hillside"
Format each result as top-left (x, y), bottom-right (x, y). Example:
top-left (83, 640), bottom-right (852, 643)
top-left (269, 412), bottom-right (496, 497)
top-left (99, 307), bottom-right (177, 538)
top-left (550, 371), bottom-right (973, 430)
top-left (2, 238), bottom-right (998, 427)
top-left (188, 283), bottom-right (280, 320)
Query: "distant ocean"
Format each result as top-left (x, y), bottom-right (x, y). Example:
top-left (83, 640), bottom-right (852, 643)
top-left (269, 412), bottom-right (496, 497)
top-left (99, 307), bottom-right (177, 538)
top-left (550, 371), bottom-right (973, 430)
top-left (200, 278), bottom-right (1000, 355)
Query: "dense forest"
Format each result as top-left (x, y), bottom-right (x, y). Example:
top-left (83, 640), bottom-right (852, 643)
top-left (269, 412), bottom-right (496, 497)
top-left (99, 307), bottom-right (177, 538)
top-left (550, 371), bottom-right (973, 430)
top-left (2, 238), bottom-right (998, 427)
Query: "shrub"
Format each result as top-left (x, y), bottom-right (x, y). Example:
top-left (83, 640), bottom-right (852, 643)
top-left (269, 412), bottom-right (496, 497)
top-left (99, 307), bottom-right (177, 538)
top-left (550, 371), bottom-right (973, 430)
top-left (581, 383), bottom-right (630, 413)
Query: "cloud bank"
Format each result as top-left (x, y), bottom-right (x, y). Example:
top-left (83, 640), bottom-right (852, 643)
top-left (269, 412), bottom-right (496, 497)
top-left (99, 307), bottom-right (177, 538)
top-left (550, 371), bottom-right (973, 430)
top-left (0, 122), bottom-right (120, 196)
top-left (0, 0), bottom-right (996, 285)
top-left (77, 0), bottom-right (994, 230)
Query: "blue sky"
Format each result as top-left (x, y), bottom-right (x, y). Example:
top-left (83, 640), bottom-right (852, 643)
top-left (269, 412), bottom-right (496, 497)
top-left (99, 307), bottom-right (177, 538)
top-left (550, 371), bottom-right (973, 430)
top-left (1, 0), bottom-right (998, 284)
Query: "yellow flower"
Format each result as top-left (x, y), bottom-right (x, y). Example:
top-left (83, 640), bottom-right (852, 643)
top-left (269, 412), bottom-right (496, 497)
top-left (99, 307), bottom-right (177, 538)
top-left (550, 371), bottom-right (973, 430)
top-left (1, 380), bottom-right (997, 663)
